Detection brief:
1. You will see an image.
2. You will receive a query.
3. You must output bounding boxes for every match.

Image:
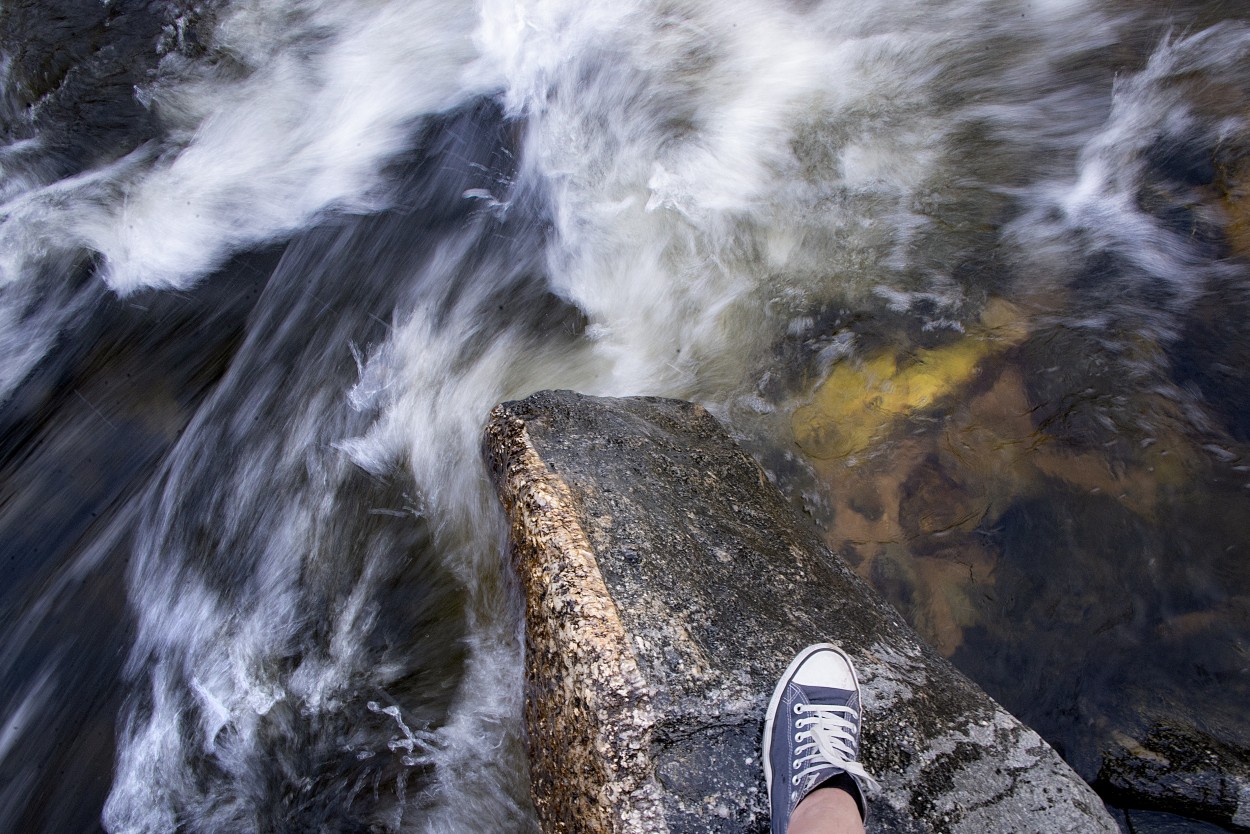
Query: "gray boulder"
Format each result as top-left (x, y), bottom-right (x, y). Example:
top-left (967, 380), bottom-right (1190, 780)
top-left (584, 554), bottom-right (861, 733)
top-left (484, 390), bottom-right (1120, 834)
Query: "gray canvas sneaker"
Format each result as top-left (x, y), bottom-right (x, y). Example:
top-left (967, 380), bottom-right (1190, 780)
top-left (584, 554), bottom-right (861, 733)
top-left (763, 643), bottom-right (876, 834)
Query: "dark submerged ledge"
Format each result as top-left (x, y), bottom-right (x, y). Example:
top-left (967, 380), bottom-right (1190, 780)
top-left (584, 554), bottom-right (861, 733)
top-left (484, 390), bottom-right (1120, 834)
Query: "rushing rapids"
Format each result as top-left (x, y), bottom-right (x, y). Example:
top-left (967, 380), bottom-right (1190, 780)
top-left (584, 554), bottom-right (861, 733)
top-left (1, 0), bottom-right (1249, 830)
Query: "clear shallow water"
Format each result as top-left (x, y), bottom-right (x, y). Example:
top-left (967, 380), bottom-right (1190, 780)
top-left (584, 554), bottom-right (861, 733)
top-left (1, 0), bottom-right (1248, 831)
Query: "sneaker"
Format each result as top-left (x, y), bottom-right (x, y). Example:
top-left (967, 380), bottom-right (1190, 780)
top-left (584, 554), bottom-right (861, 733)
top-left (763, 643), bottom-right (876, 834)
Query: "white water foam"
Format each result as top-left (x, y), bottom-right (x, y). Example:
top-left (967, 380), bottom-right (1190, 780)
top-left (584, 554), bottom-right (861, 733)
top-left (2, 0), bottom-right (495, 292)
top-left (0, 0), bottom-right (498, 403)
top-left (1008, 23), bottom-right (1250, 344)
top-left (472, 0), bottom-right (1129, 403)
top-left (336, 265), bottom-right (599, 833)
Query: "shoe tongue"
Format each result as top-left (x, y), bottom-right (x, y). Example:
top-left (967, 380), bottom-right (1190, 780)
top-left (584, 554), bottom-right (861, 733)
top-left (799, 685), bottom-right (856, 708)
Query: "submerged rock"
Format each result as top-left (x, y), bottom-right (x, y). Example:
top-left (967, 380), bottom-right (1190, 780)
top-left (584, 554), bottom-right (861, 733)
top-left (484, 390), bottom-right (1119, 834)
top-left (791, 298), bottom-right (1028, 461)
top-left (1096, 724), bottom-right (1250, 832)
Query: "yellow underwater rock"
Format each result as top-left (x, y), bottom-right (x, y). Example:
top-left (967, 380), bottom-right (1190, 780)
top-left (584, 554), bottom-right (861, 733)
top-left (792, 298), bottom-right (1030, 460)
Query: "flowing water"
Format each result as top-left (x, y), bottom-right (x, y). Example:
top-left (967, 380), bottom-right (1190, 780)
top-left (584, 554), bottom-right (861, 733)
top-left (1, 0), bottom-right (1249, 831)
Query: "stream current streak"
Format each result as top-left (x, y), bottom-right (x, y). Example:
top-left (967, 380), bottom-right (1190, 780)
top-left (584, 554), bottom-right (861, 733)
top-left (1, 0), bottom-right (1248, 830)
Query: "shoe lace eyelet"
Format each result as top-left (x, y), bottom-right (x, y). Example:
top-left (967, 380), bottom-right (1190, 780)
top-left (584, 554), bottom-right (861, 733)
top-left (794, 733), bottom-right (802, 742)
top-left (793, 704), bottom-right (802, 715)
top-left (791, 776), bottom-right (800, 786)
top-left (792, 760), bottom-right (800, 769)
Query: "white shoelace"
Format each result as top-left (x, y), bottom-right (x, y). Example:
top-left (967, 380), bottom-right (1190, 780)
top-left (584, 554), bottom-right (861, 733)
top-left (791, 702), bottom-right (879, 790)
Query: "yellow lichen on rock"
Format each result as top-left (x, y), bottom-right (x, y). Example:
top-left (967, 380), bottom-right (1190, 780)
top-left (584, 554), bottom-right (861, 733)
top-left (792, 298), bottom-right (1030, 460)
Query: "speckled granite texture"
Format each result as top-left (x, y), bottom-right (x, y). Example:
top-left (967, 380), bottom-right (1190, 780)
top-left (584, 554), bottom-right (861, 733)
top-left (484, 391), bottom-right (1120, 834)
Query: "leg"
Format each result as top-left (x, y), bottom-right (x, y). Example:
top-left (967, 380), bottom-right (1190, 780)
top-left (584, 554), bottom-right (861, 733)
top-left (788, 786), bottom-right (865, 834)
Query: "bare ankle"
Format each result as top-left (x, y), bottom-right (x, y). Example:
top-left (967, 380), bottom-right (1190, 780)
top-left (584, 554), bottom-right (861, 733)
top-left (787, 786), bottom-right (865, 834)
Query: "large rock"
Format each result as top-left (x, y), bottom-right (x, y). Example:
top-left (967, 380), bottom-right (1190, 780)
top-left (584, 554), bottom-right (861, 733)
top-left (484, 391), bottom-right (1120, 834)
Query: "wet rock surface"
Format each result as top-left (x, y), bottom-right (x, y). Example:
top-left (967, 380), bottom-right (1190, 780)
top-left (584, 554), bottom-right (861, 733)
top-left (1096, 724), bottom-right (1250, 832)
top-left (484, 390), bottom-right (1119, 834)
